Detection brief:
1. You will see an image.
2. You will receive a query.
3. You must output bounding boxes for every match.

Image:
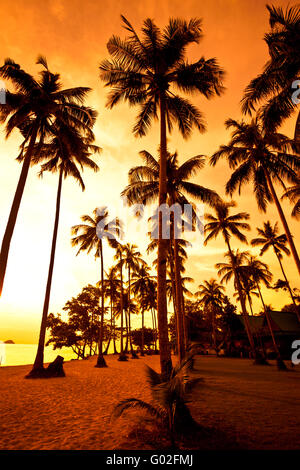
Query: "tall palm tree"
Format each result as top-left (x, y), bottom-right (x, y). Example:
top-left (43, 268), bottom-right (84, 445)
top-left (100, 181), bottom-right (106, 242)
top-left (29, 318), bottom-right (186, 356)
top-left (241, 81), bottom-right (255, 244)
top-left (282, 181), bottom-right (300, 219)
top-left (0, 56), bottom-right (96, 296)
top-left (251, 221), bottom-right (298, 310)
top-left (102, 267), bottom-right (121, 354)
top-left (241, 4), bottom-right (300, 132)
top-left (113, 243), bottom-right (128, 360)
top-left (245, 254), bottom-right (287, 369)
top-left (71, 208), bottom-right (121, 367)
top-left (123, 150), bottom-right (219, 361)
top-left (27, 124), bottom-right (100, 378)
top-left (210, 117), bottom-right (300, 275)
top-left (131, 264), bottom-right (156, 355)
top-left (195, 279), bottom-right (225, 353)
top-left (100, 16), bottom-right (224, 378)
top-left (204, 201), bottom-right (259, 361)
top-left (123, 244), bottom-right (146, 356)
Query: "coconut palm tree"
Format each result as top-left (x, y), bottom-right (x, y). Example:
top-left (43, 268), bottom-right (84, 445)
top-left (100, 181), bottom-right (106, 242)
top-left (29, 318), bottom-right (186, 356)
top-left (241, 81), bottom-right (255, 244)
top-left (26, 124), bottom-right (100, 378)
top-left (241, 4), bottom-right (300, 132)
top-left (71, 208), bottom-right (122, 367)
top-left (112, 354), bottom-right (198, 448)
top-left (0, 56), bottom-right (96, 296)
top-left (131, 264), bottom-right (156, 356)
top-left (113, 243), bottom-right (128, 360)
top-left (282, 181), bottom-right (300, 220)
top-left (195, 279), bottom-right (225, 353)
top-left (100, 16), bottom-right (224, 378)
top-left (244, 254), bottom-right (286, 369)
top-left (123, 244), bottom-right (146, 356)
top-left (123, 149), bottom-right (219, 361)
top-left (204, 200), bottom-right (260, 360)
top-left (251, 221), bottom-right (297, 310)
top-left (102, 267), bottom-right (121, 354)
top-left (210, 117), bottom-right (300, 275)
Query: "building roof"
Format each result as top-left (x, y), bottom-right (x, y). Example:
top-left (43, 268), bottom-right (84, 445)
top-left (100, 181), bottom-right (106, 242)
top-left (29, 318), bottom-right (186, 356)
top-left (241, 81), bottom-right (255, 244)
top-left (239, 311), bottom-right (300, 335)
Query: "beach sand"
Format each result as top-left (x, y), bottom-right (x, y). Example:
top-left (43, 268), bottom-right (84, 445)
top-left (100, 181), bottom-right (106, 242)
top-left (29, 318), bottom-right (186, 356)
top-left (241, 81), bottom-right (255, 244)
top-left (0, 355), bottom-right (300, 450)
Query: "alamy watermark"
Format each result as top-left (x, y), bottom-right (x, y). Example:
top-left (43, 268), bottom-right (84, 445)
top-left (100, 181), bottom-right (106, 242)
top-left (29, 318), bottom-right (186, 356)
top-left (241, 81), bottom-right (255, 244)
top-left (95, 198), bottom-right (204, 244)
top-left (292, 80), bottom-right (300, 105)
top-left (0, 81), bottom-right (6, 104)
top-left (291, 340), bottom-right (300, 365)
top-left (0, 341), bottom-right (6, 366)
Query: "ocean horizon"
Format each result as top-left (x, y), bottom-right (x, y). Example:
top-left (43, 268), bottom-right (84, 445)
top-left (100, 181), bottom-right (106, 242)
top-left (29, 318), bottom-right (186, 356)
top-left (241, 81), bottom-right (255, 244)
top-left (0, 343), bottom-right (117, 367)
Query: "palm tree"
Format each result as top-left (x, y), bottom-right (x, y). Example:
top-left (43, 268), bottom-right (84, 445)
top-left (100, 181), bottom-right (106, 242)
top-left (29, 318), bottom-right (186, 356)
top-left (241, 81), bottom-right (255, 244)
top-left (204, 201), bottom-right (260, 361)
top-left (123, 244), bottom-right (146, 356)
top-left (123, 150), bottom-right (219, 361)
top-left (210, 117), bottom-right (300, 275)
top-left (112, 355), bottom-right (198, 448)
top-left (102, 267), bottom-right (121, 354)
top-left (195, 279), bottom-right (225, 353)
top-left (282, 181), bottom-right (300, 219)
top-left (251, 221), bottom-right (298, 311)
top-left (244, 254), bottom-right (286, 369)
top-left (113, 243), bottom-right (128, 360)
top-left (241, 4), bottom-right (300, 133)
top-left (131, 264), bottom-right (156, 356)
top-left (26, 124), bottom-right (100, 378)
top-left (0, 56), bottom-right (96, 296)
top-left (100, 16), bottom-right (224, 378)
top-left (71, 208), bottom-right (121, 367)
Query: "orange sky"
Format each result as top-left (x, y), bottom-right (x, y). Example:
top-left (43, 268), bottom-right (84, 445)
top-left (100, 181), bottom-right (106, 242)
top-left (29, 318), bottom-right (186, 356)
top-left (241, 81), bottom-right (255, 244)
top-left (0, 0), bottom-right (298, 343)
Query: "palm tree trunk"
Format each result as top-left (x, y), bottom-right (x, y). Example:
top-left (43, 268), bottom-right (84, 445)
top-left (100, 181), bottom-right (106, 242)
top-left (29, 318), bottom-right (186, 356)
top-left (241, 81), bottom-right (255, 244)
top-left (112, 300), bottom-right (118, 354)
top-left (264, 169), bottom-right (300, 276)
top-left (0, 125), bottom-right (39, 297)
top-left (141, 309), bottom-right (145, 356)
top-left (224, 236), bottom-right (258, 360)
top-left (180, 282), bottom-right (188, 349)
top-left (256, 282), bottom-right (285, 369)
top-left (247, 294), bottom-right (254, 316)
top-left (157, 93), bottom-right (172, 378)
top-left (118, 255), bottom-right (126, 360)
top-left (27, 165), bottom-right (63, 377)
top-left (173, 237), bottom-right (185, 362)
top-left (128, 267), bottom-right (134, 355)
top-left (96, 241), bottom-right (107, 368)
top-left (274, 248), bottom-right (298, 310)
top-left (104, 292), bottom-right (113, 354)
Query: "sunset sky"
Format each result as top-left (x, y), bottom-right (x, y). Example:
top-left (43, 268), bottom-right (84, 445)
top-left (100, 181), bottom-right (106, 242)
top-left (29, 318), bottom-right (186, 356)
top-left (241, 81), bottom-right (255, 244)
top-left (0, 0), bottom-right (298, 343)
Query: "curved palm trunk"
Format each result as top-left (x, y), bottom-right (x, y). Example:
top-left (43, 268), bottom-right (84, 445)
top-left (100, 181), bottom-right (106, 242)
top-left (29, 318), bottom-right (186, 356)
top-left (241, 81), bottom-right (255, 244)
top-left (0, 126), bottom-right (38, 297)
top-left (274, 247), bottom-right (298, 310)
top-left (256, 281), bottom-right (286, 369)
top-left (264, 169), bottom-right (300, 276)
top-left (247, 294), bottom-right (254, 316)
top-left (27, 166), bottom-right (63, 377)
top-left (157, 94), bottom-right (172, 379)
top-left (96, 241), bottom-right (107, 368)
top-left (180, 283), bottom-right (188, 349)
top-left (224, 236), bottom-right (258, 361)
top-left (173, 237), bottom-right (185, 362)
top-left (141, 308), bottom-right (145, 356)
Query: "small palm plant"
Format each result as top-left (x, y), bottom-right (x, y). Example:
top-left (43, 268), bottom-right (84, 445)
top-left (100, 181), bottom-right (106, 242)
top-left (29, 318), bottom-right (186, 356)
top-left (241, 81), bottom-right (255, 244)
top-left (111, 354), bottom-right (199, 448)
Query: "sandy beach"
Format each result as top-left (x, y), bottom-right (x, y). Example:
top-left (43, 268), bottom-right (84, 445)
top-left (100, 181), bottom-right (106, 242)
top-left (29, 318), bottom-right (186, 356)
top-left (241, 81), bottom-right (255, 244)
top-left (1, 355), bottom-right (300, 450)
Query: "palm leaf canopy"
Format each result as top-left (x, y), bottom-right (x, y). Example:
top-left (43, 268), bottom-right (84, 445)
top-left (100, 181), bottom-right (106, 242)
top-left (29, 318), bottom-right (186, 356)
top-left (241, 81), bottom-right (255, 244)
top-left (210, 117), bottom-right (300, 211)
top-left (0, 57), bottom-right (96, 146)
top-left (241, 4), bottom-right (300, 130)
top-left (100, 16), bottom-right (225, 138)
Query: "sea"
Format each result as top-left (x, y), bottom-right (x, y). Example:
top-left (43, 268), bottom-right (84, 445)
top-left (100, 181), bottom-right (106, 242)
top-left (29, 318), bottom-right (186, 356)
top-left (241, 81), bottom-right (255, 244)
top-left (0, 343), bottom-right (116, 367)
